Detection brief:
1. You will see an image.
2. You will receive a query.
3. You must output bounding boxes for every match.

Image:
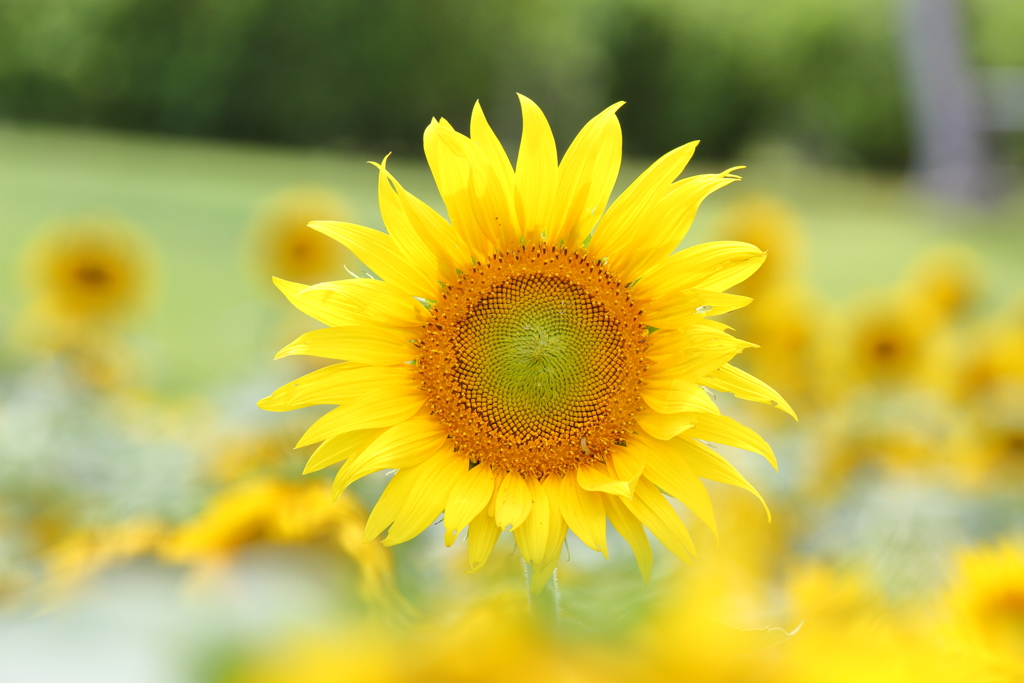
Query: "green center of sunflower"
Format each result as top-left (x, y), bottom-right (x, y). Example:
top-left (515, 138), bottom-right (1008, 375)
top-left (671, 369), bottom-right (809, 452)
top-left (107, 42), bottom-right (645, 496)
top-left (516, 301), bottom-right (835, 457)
top-left (418, 245), bottom-right (649, 478)
top-left (456, 274), bottom-right (614, 436)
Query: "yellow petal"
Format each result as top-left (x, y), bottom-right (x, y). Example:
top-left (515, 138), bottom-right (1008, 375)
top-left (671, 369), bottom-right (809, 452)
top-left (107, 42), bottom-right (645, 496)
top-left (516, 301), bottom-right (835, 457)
top-left (588, 142), bottom-right (697, 266)
top-left (303, 428), bottom-right (386, 474)
top-left (577, 461), bottom-right (633, 498)
top-left (616, 171), bottom-right (741, 281)
top-left (383, 444), bottom-right (465, 546)
top-left (674, 437), bottom-right (770, 521)
top-left (423, 119), bottom-right (490, 259)
top-left (539, 475), bottom-right (569, 569)
top-left (444, 464), bottom-right (495, 546)
top-left (275, 326), bottom-right (417, 365)
top-left (603, 493), bottom-right (653, 583)
top-left (493, 471), bottom-right (532, 531)
top-left (467, 509), bottom-right (502, 573)
top-left (514, 94), bottom-right (558, 243)
top-left (635, 404), bottom-right (697, 439)
top-left (364, 468), bottom-right (418, 542)
top-left (559, 475), bottom-right (607, 557)
top-left (634, 435), bottom-right (717, 538)
top-left (259, 363), bottom-right (419, 412)
top-left (273, 277), bottom-right (426, 330)
top-left (688, 412), bottom-right (777, 470)
top-left (621, 477), bottom-right (695, 563)
top-left (308, 221), bottom-right (439, 300)
top-left (332, 418), bottom-right (449, 498)
top-left (425, 120), bottom-right (515, 256)
top-left (470, 100), bottom-right (516, 224)
top-left (607, 445), bottom-right (645, 493)
top-left (633, 241), bottom-right (767, 301)
top-left (387, 168), bottom-right (471, 276)
top-left (549, 102), bottom-right (623, 247)
top-left (641, 378), bottom-right (718, 415)
top-left (702, 364), bottom-right (797, 420)
top-left (372, 156), bottom-right (446, 285)
top-left (641, 289), bottom-right (752, 330)
top-left (513, 476), bottom-right (550, 564)
top-left (296, 391), bottom-right (425, 447)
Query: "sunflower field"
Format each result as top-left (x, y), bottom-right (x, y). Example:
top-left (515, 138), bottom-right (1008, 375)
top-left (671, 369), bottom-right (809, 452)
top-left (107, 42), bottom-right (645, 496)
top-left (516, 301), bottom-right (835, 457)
top-left (1, 2), bottom-right (1024, 682)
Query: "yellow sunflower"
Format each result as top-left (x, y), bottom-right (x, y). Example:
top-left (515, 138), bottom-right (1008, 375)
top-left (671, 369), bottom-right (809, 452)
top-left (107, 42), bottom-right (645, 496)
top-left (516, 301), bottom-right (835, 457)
top-left (945, 543), bottom-right (1024, 674)
top-left (260, 96), bottom-right (793, 590)
top-left (255, 187), bottom-right (360, 285)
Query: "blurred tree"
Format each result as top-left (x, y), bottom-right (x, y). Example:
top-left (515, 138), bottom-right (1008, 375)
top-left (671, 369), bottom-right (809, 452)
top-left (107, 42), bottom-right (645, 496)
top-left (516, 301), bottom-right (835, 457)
top-left (0, 0), bottom-right (1019, 166)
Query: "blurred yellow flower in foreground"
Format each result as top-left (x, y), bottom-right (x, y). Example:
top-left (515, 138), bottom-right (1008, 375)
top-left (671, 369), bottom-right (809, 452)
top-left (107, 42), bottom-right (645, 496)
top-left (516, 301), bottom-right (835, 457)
top-left (42, 479), bottom-right (409, 616)
top-left (261, 96), bottom-right (795, 591)
top-left (944, 542), bottom-right (1024, 676)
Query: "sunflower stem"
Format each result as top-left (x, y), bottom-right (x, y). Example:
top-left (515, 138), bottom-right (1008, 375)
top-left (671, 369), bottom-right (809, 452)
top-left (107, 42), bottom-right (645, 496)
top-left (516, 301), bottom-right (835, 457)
top-left (525, 562), bottom-right (560, 629)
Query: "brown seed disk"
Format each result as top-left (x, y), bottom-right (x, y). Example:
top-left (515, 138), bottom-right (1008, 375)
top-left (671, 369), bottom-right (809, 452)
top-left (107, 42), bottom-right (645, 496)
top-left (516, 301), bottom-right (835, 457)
top-left (416, 244), bottom-right (648, 478)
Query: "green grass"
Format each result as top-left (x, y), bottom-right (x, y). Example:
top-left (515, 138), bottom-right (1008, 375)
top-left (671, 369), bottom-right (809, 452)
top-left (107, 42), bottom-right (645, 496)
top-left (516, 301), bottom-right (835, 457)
top-left (2, 122), bottom-right (1023, 395)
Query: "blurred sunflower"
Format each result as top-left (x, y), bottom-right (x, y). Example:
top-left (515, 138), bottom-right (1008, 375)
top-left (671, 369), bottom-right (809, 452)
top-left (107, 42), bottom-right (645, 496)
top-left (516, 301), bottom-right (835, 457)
top-left (944, 543), bottom-right (1024, 675)
top-left (26, 219), bottom-right (149, 324)
top-left (903, 245), bottom-right (982, 326)
top-left (20, 219), bottom-right (152, 385)
top-left (261, 96), bottom-right (793, 590)
top-left (256, 187), bottom-right (360, 285)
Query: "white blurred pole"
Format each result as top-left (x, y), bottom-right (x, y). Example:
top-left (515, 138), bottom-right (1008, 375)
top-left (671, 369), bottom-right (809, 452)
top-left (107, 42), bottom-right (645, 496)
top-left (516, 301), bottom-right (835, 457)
top-left (902, 0), bottom-right (993, 203)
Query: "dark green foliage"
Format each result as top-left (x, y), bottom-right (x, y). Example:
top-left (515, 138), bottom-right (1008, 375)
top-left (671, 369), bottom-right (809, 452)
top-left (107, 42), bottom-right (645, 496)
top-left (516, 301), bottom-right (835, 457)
top-left (0, 0), bottom-right (1016, 166)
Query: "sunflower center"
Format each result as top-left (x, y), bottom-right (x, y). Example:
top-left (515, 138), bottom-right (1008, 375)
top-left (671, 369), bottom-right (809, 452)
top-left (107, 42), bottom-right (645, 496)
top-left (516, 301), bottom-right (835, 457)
top-left (418, 244), bottom-right (647, 478)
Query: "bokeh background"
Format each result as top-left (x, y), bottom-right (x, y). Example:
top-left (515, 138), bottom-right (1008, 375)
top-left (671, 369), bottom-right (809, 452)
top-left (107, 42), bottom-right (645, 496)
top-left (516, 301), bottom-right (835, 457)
top-left (1, 0), bottom-right (1024, 681)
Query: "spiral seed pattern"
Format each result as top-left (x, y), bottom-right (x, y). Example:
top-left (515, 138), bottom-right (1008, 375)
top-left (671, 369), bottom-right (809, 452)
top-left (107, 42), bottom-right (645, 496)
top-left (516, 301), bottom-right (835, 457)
top-left (418, 244), bottom-right (648, 478)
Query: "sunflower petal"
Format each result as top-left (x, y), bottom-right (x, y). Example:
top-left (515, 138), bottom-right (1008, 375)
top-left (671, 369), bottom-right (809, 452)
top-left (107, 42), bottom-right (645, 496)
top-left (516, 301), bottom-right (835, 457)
top-left (259, 363), bottom-right (419, 412)
top-left (444, 464), bottom-right (495, 546)
top-left (688, 412), bottom-right (777, 470)
top-left (493, 472), bottom-right (532, 531)
top-left (617, 171), bottom-right (741, 281)
top-left (635, 435), bottom-right (718, 538)
top-left (549, 102), bottom-right (623, 247)
top-left (577, 461), bottom-right (633, 498)
top-left (588, 142), bottom-right (698, 266)
top-left (603, 493), bottom-right (653, 583)
top-left (559, 475), bottom-right (607, 557)
top-left (642, 289), bottom-right (752, 329)
top-left (674, 437), bottom-right (770, 521)
top-left (364, 467), bottom-right (418, 542)
top-left (470, 101), bottom-right (516, 222)
top-left (467, 509), bottom-right (502, 572)
top-left (383, 444), bottom-right (464, 546)
top-left (275, 326), bottom-right (417, 365)
top-left (372, 156), bottom-right (446, 284)
top-left (303, 428), bottom-right (386, 475)
top-left (621, 477), bottom-right (695, 562)
top-left (296, 391), bottom-right (425, 447)
top-left (702, 364), bottom-right (797, 420)
top-left (514, 94), bottom-right (558, 243)
top-left (633, 241), bottom-right (767, 301)
top-left (514, 477), bottom-right (550, 564)
top-left (308, 221), bottom-right (439, 300)
top-left (635, 405), bottom-right (697, 440)
top-left (332, 418), bottom-right (449, 498)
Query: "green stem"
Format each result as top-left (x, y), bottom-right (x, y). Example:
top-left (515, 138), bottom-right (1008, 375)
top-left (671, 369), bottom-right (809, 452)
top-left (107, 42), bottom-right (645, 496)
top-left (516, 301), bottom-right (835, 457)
top-left (524, 562), bottom-right (560, 628)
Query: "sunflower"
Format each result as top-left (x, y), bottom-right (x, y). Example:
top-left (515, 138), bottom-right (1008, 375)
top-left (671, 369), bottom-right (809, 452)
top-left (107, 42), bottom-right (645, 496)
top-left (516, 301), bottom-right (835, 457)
top-left (260, 96), bottom-right (793, 589)
top-left (26, 219), bottom-right (148, 323)
top-left (945, 543), bottom-right (1024, 674)
top-left (256, 187), bottom-right (360, 285)
top-left (20, 219), bottom-right (151, 385)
